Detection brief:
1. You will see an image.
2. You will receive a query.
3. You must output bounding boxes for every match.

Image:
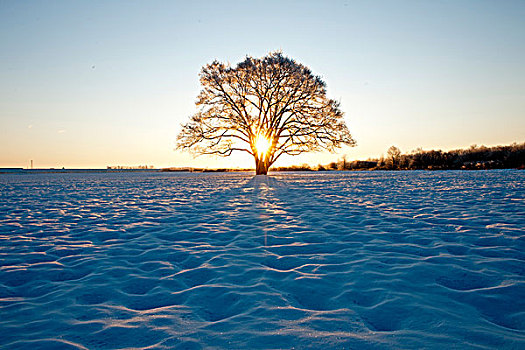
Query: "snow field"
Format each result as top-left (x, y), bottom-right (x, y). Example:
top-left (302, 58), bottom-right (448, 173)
top-left (0, 170), bottom-right (524, 349)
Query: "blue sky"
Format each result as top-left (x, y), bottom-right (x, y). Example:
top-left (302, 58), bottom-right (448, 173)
top-left (1, 0), bottom-right (524, 168)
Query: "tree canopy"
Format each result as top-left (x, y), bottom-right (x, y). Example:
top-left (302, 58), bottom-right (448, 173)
top-left (177, 52), bottom-right (355, 174)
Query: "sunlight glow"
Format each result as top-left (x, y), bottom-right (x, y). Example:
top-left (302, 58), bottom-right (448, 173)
top-left (254, 134), bottom-right (271, 158)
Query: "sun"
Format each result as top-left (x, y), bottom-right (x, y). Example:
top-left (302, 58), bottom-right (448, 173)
top-left (254, 134), bottom-right (271, 158)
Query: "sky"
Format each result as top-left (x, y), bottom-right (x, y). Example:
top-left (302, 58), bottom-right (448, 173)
top-left (1, 0), bottom-right (524, 169)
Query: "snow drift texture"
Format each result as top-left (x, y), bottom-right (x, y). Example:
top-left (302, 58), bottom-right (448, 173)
top-left (0, 171), bottom-right (524, 349)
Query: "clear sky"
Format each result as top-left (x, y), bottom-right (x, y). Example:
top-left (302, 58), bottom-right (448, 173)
top-left (1, 0), bottom-right (524, 169)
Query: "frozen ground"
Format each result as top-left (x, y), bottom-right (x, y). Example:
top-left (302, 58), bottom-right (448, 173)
top-left (0, 170), bottom-right (524, 349)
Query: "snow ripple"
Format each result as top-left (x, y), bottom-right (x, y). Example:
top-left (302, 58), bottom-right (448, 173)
top-left (0, 170), bottom-right (524, 349)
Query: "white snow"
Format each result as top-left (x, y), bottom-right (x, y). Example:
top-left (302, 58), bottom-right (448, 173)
top-left (0, 170), bottom-right (524, 349)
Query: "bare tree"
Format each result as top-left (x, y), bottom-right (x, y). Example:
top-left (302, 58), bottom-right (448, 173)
top-left (177, 52), bottom-right (355, 175)
top-left (386, 145), bottom-right (402, 169)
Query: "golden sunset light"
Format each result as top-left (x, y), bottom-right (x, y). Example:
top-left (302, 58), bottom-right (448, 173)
top-left (254, 133), bottom-right (272, 159)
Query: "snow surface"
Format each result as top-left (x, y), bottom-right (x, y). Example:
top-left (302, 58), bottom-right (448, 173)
top-left (0, 170), bottom-right (524, 349)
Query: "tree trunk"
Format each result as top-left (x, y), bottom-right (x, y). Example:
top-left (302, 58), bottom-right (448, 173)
top-left (255, 157), bottom-right (269, 175)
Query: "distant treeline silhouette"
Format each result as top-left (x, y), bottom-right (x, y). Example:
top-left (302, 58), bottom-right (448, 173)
top-left (272, 142), bottom-right (525, 171)
top-left (107, 165), bottom-right (155, 170)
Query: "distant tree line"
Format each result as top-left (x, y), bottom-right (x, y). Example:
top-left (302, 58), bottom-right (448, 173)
top-left (107, 165), bottom-right (155, 169)
top-left (272, 142), bottom-right (525, 171)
